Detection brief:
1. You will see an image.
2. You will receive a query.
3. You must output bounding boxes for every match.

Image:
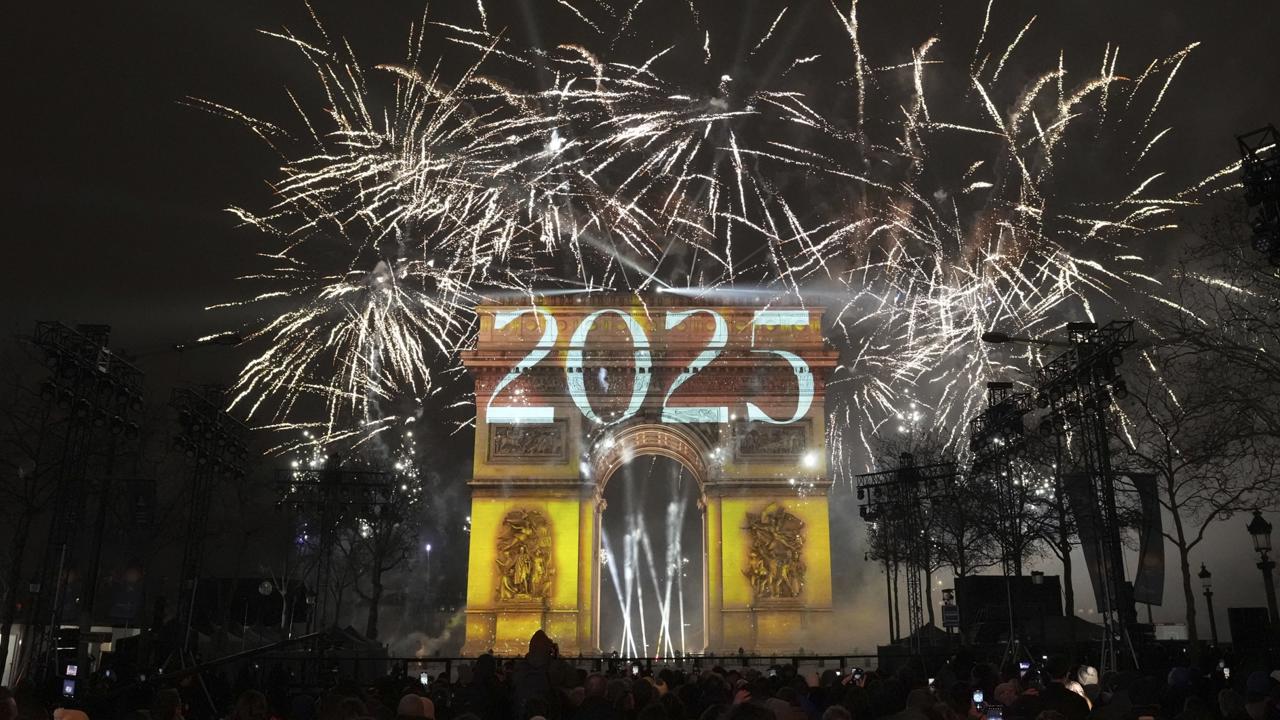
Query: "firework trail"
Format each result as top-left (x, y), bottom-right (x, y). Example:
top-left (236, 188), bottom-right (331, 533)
top-left (207, 2), bottom-right (1235, 467)
top-left (205, 6), bottom-right (793, 449)
top-left (755, 10), bottom-right (1229, 472)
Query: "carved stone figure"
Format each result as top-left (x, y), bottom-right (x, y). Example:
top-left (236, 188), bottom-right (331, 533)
top-left (495, 509), bottom-right (555, 600)
top-left (736, 424), bottom-right (807, 458)
top-left (490, 424), bottom-right (565, 460)
top-left (743, 503), bottom-right (806, 599)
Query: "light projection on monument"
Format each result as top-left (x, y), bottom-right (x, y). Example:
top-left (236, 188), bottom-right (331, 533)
top-left (661, 309), bottom-right (728, 424)
top-left (485, 308), bottom-right (814, 426)
top-left (566, 309), bottom-right (653, 425)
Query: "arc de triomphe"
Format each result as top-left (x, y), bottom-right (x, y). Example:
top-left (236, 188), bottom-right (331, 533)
top-left (460, 295), bottom-right (838, 655)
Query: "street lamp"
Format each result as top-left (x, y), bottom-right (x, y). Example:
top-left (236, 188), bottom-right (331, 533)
top-left (1246, 510), bottom-right (1278, 623)
top-left (1198, 564), bottom-right (1218, 645)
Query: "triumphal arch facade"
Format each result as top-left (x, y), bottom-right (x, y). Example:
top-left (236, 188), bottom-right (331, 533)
top-left (461, 295), bottom-right (838, 655)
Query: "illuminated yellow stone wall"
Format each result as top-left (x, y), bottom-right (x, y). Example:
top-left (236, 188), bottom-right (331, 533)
top-left (718, 497), bottom-right (832, 607)
top-left (463, 495), bottom-right (591, 655)
top-left (715, 495), bottom-right (834, 653)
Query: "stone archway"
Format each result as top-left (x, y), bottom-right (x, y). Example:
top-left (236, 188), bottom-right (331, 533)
top-left (461, 295), bottom-right (838, 655)
top-left (589, 422), bottom-right (711, 655)
top-left (588, 422), bottom-right (712, 490)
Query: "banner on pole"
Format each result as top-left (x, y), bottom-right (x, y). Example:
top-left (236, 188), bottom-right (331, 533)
top-left (1064, 472), bottom-right (1109, 611)
top-left (1129, 472), bottom-right (1165, 606)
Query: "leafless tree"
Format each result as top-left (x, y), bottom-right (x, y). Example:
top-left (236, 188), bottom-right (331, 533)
top-left (206, 466), bottom-right (272, 630)
top-left (1159, 205), bottom-right (1280, 439)
top-left (1113, 345), bottom-right (1279, 650)
top-left (350, 500), bottom-right (420, 640)
top-left (929, 477), bottom-right (1003, 580)
top-left (1013, 432), bottom-right (1081, 618)
top-left (261, 552), bottom-right (307, 633)
top-left (327, 530), bottom-right (365, 628)
top-left (867, 428), bottom-right (1000, 631)
top-left (0, 345), bottom-right (61, 682)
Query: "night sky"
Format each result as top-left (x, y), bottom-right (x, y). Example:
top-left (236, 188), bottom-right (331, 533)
top-left (7, 1), bottom-right (1279, 647)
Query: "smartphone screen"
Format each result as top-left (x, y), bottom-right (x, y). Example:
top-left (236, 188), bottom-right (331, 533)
top-left (987, 705), bottom-right (1004, 720)
top-left (973, 690), bottom-right (985, 705)
top-left (419, 672), bottom-right (429, 686)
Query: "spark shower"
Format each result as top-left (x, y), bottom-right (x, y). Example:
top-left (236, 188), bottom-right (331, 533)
top-left (204, 0), bottom-right (1237, 477)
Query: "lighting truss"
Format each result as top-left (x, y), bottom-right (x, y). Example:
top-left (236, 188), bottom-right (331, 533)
top-left (856, 456), bottom-right (957, 651)
top-left (1238, 125), bottom-right (1280, 264)
top-left (1034, 320), bottom-right (1138, 672)
top-left (170, 386), bottom-right (251, 656)
top-left (25, 322), bottom-right (144, 679)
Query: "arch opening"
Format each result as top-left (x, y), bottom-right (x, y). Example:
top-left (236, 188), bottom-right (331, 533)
top-left (598, 454), bottom-right (705, 657)
top-left (586, 421), bottom-right (712, 494)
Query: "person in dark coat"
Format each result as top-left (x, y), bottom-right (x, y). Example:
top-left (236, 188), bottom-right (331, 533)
top-left (511, 630), bottom-right (561, 720)
top-left (1015, 657), bottom-right (1089, 720)
top-left (456, 654), bottom-right (510, 720)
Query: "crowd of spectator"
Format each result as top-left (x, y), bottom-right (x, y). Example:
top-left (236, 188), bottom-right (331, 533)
top-left (2, 630), bottom-right (1277, 720)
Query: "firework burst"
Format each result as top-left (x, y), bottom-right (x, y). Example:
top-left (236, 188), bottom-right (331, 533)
top-left (755, 13), bottom-right (1227, 473)
top-left (208, 2), bottom-right (1234, 463)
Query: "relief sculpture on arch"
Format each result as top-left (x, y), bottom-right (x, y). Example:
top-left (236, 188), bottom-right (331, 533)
top-left (495, 508), bottom-right (555, 601)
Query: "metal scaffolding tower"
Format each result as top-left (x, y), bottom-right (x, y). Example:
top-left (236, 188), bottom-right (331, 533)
top-left (1238, 125), bottom-right (1280, 264)
top-left (1035, 320), bottom-right (1138, 672)
top-left (856, 455), bottom-right (956, 650)
top-left (170, 386), bottom-right (251, 657)
top-left (23, 322), bottom-right (143, 680)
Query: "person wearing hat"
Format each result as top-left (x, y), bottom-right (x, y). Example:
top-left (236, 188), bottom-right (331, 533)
top-left (1075, 666), bottom-right (1101, 707)
top-left (397, 693), bottom-right (435, 720)
top-left (1244, 671), bottom-right (1275, 720)
top-left (512, 630), bottom-right (561, 720)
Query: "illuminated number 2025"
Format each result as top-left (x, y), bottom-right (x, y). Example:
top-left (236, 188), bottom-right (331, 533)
top-left (661, 309), bottom-right (728, 423)
top-left (745, 310), bottom-right (813, 424)
top-left (485, 308), bottom-right (813, 425)
top-left (487, 308), bottom-right (558, 424)
top-left (566, 309), bottom-right (652, 424)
